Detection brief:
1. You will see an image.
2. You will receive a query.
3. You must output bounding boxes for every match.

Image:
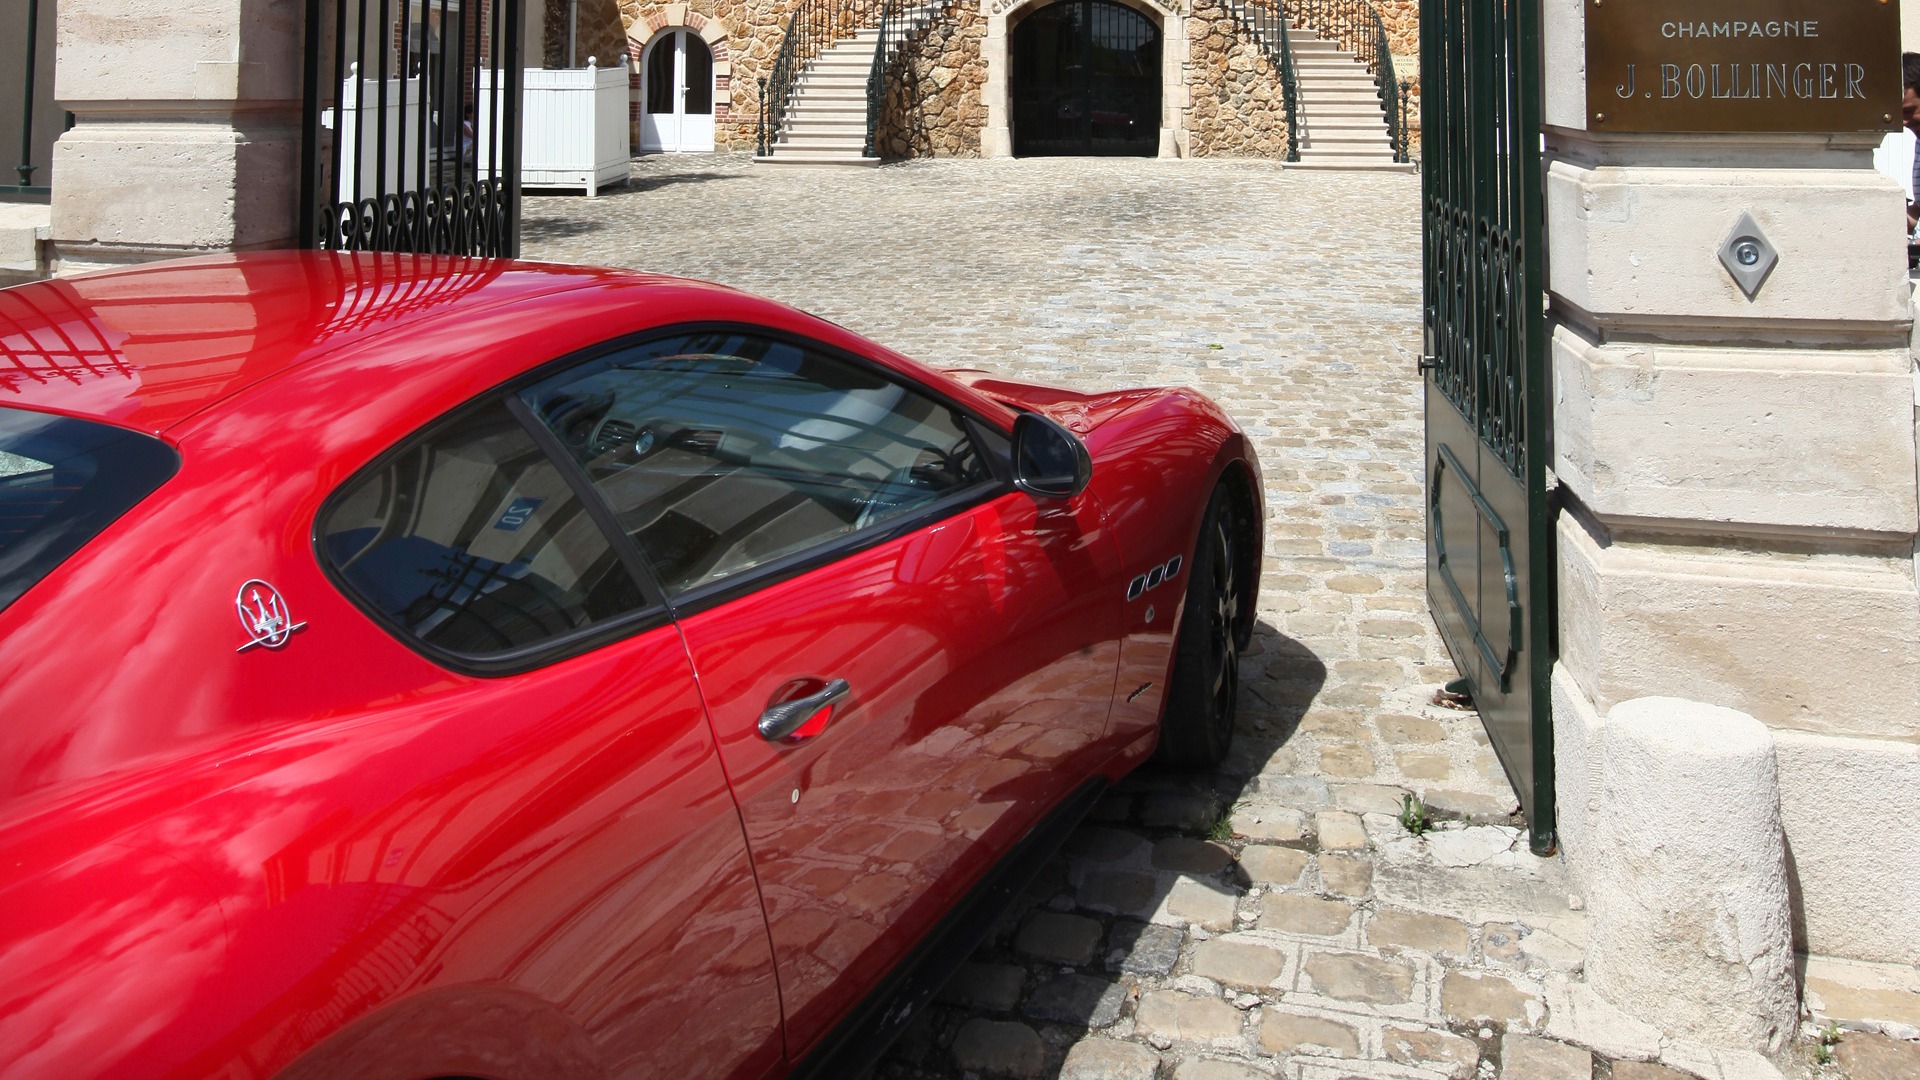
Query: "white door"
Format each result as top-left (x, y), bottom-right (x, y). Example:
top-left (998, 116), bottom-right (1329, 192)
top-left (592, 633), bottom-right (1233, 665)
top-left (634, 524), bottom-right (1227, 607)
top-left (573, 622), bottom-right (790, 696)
top-left (640, 31), bottom-right (715, 153)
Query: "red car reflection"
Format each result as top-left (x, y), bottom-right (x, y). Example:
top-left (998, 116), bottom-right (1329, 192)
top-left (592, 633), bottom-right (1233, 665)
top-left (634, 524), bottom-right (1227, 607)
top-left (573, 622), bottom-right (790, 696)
top-left (0, 252), bottom-right (1262, 1080)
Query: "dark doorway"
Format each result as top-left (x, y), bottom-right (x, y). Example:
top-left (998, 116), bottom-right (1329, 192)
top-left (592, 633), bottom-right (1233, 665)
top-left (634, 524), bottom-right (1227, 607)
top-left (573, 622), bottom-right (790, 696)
top-left (1011, 0), bottom-right (1160, 157)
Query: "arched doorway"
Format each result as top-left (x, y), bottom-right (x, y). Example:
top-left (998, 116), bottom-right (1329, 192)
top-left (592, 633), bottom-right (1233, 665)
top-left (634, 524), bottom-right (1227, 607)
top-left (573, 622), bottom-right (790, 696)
top-left (640, 30), bottom-right (715, 153)
top-left (1010, 0), bottom-right (1161, 157)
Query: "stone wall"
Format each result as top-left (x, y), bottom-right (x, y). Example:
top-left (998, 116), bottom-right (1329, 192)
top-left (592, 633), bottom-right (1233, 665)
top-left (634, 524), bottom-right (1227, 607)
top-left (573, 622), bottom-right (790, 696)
top-left (550, 0), bottom-right (632, 66)
top-left (874, 3), bottom-right (986, 159)
top-left (1186, 0), bottom-right (1289, 160)
top-left (1374, 0), bottom-right (1416, 59)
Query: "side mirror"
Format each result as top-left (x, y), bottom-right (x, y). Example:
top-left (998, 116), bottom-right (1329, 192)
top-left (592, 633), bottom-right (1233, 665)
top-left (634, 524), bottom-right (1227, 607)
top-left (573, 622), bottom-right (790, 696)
top-left (1011, 412), bottom-right (1092, 499)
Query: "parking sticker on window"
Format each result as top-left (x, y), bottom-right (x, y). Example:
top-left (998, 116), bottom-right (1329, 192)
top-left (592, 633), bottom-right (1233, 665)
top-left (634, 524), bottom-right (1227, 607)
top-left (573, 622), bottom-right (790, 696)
top-left (493, 496), bottom-right (545, 532)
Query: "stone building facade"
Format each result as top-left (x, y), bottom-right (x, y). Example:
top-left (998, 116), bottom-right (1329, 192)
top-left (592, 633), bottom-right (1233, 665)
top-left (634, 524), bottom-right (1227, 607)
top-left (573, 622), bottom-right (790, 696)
top-left (554, 0), bottom-right (1413, 159)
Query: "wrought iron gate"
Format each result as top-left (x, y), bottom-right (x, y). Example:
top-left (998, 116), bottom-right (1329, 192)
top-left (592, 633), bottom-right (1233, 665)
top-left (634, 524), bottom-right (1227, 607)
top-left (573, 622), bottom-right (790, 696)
top-left (299, 0), bottom-right (524, 255)
top-left (1010, 0), bottom-right (1161, 157)
top-left (1419, 0), bottom-right (1554, 853)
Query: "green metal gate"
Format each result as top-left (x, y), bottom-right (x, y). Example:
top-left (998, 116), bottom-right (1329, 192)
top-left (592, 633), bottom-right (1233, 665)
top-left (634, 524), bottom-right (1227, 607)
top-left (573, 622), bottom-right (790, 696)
top-left (1419, 0), bottom-right (1554, 854)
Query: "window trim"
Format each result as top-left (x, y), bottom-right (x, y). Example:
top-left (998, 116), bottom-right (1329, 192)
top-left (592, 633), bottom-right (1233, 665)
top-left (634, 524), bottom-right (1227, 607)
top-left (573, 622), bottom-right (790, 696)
top-left (514, 321), bottom-right (1018, 622)
top-left (313, 320), bottom-right (1019, 676)
top-left (311, 395), bottom-right (673, 679)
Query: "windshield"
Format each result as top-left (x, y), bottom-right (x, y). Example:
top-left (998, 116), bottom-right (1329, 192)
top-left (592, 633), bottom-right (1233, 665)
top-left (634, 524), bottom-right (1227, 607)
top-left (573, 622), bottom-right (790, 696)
top-left (0, 407), bottom-right (179, 612)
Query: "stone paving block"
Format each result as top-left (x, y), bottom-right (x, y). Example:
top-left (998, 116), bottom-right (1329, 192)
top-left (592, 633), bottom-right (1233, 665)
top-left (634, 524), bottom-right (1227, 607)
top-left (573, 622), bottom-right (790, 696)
top-left (1367, 908), bottom-right (1471, 958)
top-left (1255, 775), bottom-right (1333, 809)
top-left (1333, 783), bottom-right (1410, 815)
top-left (1017, 911), bottom-right (1103, 966)
top-left (1834, 1032), bottom-right (1920, 1080)
top-left (1143, 791), bottom-right (1221, 831)
top-left (1164, 878), bottom-right (1240, 931)
top-left (1318, 854), bottom-right (1374, 898)
top-left (1232, 803), bottom-right (1310, 843)
top-left (1422, 789), bottom-right (1515, 819)
top-left (1173, 1060), bottom-right (1270, 1080)
top-left (1395, 751), bottom-right (1452, 781)
top-left (1079, 870), bottom-right (1161, 918)
top-left (1060, 1038), bottom-right (1161, 1080)
top-left (1381, 1025), bottom-right (1481, 1079)
top-left (952, 1018), bottom-right (1048, 1078)
top-left (1025, 973), bottom-right (1129, 1028)
top-left (1135, 990), bottom-right (1246, 1043)
top-left (1441, 971), bottom-right (1541, 1029)
top-left (1239, 845), bottom-right (1311, 887)
top-left (1302, 951), bottom-right (1416, 1005)
top-left (1611, 1064), bottom-right (1698, 1080)
top-left (1257, 1009), bottom-right (1361, 1056)
top-left (1317, 743), bottom-right (1378, 778)
top-left (1191, 938), bottom-right (1289, 990)
top-left (1154, 837), bottom-right (1235, 875)
top-left (1108, 920), bottom-right (1184, 975)
top-left (1498, 1034), bottom-right (1592, 1080)
top-left (1315, 811), bottom-right (1369, 850)
top-left (938, 962), bottom-right (1027, 1011)
top-left (1067, 827), bottom-right (1153, 864)
top-left (1259, 893), bottom-right (1356, 937)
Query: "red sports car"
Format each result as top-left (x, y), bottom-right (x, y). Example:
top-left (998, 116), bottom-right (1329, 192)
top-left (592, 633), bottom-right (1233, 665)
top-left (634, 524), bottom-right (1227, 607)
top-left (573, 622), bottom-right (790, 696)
top-left (0, 252), bottom-right (1262, 1080)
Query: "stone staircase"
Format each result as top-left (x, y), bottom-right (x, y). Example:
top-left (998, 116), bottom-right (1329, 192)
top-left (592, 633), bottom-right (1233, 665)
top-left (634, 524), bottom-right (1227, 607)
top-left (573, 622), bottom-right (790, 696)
top-left (755, 30), bottom-right (883, 167)
top-left (1286, 27), bottom-right (1409, 172)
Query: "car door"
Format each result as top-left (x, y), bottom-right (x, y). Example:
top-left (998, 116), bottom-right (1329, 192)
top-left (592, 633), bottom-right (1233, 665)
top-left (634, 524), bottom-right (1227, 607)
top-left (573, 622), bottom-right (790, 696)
top-left (517, 328), bottom-right (1124, 1058)
top-left (301, 395), bottom-right (786, 1080)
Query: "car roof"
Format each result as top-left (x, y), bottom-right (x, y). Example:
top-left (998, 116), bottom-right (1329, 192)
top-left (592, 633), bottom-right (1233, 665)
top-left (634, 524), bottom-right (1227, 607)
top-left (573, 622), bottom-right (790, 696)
top-left (0, 252), bottom-right (730, 436)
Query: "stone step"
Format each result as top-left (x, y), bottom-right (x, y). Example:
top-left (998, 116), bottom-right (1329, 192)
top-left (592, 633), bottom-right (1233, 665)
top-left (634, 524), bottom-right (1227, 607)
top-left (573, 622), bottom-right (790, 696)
top-left (1289, 157), bottom-right (1412, 172)
top-left (786, 116), bottom-right (867, 131)
top-left (753, 152), bottom-right (881, 167)
top-left (1299, 91), bottom-right (1388, 106)
top-left (779, 134), bottom-right (868, 150)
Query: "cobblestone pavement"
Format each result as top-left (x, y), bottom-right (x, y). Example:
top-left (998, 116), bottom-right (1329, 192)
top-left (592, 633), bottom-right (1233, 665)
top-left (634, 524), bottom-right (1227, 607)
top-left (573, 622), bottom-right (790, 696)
top-left (522, 156), bottom-right (1817, 1080)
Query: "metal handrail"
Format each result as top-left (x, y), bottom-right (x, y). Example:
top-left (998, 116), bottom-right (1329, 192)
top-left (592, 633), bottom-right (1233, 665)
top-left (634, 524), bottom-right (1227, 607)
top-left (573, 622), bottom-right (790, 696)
top-left (1282, 0), bottom-right (1408, 162)
top-left (1220, 0), bottom-right (1302, 163)
top-left (758, 0), bottom-right (888, 155)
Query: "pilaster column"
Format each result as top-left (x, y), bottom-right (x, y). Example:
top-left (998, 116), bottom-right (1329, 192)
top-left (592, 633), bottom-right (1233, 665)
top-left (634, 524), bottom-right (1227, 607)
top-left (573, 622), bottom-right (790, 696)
top-left (1543, 0), bottom-right (1920, 982)
top-left (50, 0), bottom-right (305, 272)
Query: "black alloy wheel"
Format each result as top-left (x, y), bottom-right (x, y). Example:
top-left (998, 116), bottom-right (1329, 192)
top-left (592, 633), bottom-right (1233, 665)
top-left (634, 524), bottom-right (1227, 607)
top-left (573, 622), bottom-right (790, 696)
top-left (1158, 483), bottom-right (1242, 767)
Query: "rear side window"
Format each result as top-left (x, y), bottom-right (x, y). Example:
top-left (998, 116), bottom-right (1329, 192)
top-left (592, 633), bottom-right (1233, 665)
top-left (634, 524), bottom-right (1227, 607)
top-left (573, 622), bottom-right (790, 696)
top-left (318, 400), bottom-right (651, 663)
top-left (0, 407), bottom-right (179, 612)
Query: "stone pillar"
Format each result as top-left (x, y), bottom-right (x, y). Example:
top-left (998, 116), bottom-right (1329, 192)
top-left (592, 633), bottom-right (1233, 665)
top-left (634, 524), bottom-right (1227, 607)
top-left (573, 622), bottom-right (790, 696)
top-left (981, 3), bottom-right (1011, 158)
top-left (1543, 0), bottom-right (1920, 985)
top-left (1585, 698), bottom-right (1797, 1052)
top-left (49, 0), bottom-right (305, 272)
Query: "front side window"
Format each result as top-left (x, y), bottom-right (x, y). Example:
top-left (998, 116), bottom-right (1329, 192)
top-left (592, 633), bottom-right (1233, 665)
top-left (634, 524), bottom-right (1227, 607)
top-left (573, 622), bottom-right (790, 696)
top-left (520, 330), bottom-right (996, 597)
top-left (319, 400), bottom-right (648, 660)
top-left (0, 407), bottom-right (180, 613)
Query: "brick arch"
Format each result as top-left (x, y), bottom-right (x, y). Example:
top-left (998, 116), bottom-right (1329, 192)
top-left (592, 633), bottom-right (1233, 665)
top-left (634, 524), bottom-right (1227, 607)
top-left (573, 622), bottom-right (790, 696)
top-left (623, 4), bottom-right (734, 141)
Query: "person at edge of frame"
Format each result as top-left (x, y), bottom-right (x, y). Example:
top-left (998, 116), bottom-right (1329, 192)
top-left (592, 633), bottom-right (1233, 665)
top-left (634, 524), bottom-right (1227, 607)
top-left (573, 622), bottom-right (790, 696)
top-left (1871, 52), bottom-right (1920, 259)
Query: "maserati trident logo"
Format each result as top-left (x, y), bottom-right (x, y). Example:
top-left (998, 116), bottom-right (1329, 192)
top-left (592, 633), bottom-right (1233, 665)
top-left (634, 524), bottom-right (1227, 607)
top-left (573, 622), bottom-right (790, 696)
top-left (235, 579), bottom-right (308, 653)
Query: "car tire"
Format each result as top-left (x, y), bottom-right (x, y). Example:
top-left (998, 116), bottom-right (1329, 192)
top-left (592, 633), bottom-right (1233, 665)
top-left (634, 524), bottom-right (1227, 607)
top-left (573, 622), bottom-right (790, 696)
top-left (1158, 481), bottom-right (1244, 768)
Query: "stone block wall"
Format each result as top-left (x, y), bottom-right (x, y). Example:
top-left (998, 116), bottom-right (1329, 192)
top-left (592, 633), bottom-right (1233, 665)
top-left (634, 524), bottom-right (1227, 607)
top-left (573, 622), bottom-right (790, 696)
top-left (1374, 0), bottom-right (1415, 58)
top-left (875, 3), bottom-right (987, 159)
top-left (1186, 0), bottom-right (1290, 159)
top-left (552, 0), bottom-right (632, 66)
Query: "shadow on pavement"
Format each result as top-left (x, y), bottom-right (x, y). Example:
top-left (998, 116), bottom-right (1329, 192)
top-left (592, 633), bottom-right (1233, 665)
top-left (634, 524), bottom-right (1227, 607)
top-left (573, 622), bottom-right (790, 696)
top-left (874, 619), bottom-right (1326, 1078)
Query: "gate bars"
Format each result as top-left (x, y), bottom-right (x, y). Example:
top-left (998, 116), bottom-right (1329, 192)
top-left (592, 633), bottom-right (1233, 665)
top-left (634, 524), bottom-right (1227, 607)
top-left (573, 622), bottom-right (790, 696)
top-left (1420, 0), bottom-right (1555, 852)
top-left (300, 0), bottom-right (524, 255)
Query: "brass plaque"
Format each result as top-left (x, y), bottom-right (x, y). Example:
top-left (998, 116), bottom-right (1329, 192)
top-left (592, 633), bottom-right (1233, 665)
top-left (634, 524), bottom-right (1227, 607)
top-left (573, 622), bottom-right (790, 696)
top-left (1586, 0), bottom-right (1901, 133)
